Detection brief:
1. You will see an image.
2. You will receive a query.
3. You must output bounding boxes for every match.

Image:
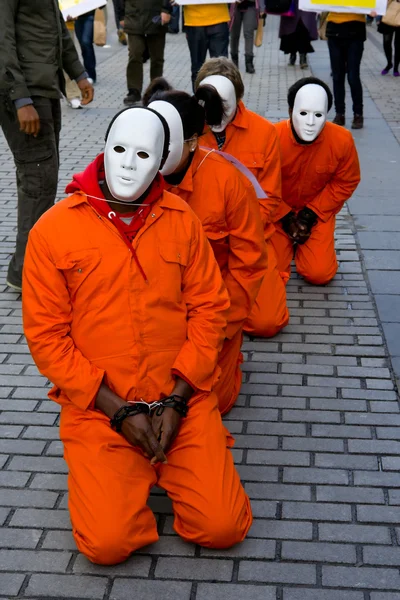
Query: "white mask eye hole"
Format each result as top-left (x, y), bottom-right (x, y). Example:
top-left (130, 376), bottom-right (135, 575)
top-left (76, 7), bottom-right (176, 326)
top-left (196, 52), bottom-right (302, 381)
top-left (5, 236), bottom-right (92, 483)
top-left (300, 111), bottom-right (307, 116)
top-left (113, 145), bottom-right (125, 153)
top-left (137, 151), bottom-right (150, 159)
top-left (315, 113), bottom-right (323, 118)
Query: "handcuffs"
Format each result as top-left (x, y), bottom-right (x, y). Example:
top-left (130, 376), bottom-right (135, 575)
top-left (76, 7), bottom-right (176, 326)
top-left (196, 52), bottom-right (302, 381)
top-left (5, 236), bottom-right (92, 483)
top-left (110, 394), bottom-right (188, 432)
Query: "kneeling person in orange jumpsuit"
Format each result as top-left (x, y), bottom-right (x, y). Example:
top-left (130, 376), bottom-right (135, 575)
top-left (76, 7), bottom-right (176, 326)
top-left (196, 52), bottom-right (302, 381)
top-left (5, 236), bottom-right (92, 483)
top-left (22, 107), bottom-right (252, 565)
top-left (195, 57), bottom-right (290, 338)
top-left (272, 77), bottom-right (361, 285)
top-left (144, 78), bottom-right (268, 415)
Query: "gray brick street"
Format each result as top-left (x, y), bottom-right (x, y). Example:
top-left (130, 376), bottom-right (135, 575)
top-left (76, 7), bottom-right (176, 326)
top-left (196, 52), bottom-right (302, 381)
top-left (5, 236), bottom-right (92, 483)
top-left (0, 6), bottom-right (400, 599)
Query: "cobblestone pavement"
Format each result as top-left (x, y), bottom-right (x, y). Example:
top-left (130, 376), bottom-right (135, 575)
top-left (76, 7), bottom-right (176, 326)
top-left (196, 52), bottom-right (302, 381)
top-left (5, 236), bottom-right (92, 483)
top-left (0, 11), bottom-right (400, 600)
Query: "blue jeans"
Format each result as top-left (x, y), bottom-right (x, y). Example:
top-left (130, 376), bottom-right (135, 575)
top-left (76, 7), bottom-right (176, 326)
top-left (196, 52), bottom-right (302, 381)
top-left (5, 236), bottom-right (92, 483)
top-left (328, 37), bottom-right (364, 116)
top-left (75, 11), bottom-right (96, 82)
top-left (185, 22), bottom-right (229, 87)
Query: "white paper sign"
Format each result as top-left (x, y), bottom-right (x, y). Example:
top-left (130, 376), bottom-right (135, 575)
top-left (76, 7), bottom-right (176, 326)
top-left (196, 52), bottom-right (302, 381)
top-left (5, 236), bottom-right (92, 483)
top-left (59, 0), bottom-right (106, 19)
top-left (299, 0), bottom-right (387, 14)
top-left (175, 1), bottom-right (236, 5)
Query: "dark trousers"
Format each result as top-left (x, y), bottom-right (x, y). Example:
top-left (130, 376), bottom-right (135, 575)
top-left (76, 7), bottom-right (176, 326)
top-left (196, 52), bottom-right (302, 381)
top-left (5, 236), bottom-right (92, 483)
top-left (185, 22), bottom-right (229, 86)
top-left (127, 33), bottom-right (166, 93)
top-left (328, 37), bottom-right (364, 116)
top-left (169, 6), bottom-right (180, 33)
top-left (112, 0), bottom-right (124, 29)
top-left (75, 11), bottom-right (97, 82)
top-left (383, 29), bottom-right (400, 70)
top-left (230, 6), bottom-right (258, 58)
top-left (0, 96), bottom-right (61, 286)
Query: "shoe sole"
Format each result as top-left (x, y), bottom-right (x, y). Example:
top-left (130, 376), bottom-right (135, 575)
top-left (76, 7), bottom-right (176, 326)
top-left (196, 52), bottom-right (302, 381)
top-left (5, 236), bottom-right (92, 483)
top-left (6, 280), bottom-right (22, 292)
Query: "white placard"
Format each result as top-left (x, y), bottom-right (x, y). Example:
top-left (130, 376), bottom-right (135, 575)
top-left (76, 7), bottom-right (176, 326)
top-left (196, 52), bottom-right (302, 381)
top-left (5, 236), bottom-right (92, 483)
top-left (59, 0), bottom-right (106, 19)
top-left (299, 0), bottom-right (387, 13)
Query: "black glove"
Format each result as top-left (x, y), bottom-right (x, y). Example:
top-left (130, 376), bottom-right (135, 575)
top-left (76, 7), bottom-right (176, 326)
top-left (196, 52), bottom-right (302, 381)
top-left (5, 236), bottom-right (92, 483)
top-left (280, 211), bottom-right (297, 236)
top-left (295, 207), bottom-right (318, 244)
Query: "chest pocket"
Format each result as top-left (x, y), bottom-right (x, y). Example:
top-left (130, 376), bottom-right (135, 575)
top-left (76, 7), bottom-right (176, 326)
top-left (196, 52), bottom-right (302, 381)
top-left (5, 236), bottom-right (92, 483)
top-left (55, 249), bottom-right (102, 309)
top-left (312, 164), bottom-right (336, 190)
top-left (237, 152), bottom-right (265, 176)
top-left (204, 229), bottom-right (229, 274)
top-left (158, 241), bottom-right (190, 300)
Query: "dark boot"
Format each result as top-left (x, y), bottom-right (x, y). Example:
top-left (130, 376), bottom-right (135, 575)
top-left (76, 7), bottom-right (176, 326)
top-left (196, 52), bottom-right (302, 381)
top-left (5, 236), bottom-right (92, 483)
top-left (288, 53), bottom-right (296, 66)
top-left (333, 113), bottom-right (345, 126)
top-left (352, 114), bottom-right (364, 129)
top-left (123, 89), bottom-right (141, 106)
top-left (300, 53), bottom-right (308, 69)
top-left (245, 55), bottom-right (255, 74)
top-left (231, 53), bottom-right (239, 67)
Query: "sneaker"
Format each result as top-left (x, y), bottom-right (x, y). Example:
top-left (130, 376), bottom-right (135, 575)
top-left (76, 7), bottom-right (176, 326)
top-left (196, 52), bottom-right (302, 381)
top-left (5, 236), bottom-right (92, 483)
top-left (394, 70), bottom-right (400, 77)
top-left (123, 89), bottom-right (141, 106)
top-left (67, 98), bottom-right (82, 109)
top-left (381, 64), bottom-right (393, 75)
top-left (352, 114), bottom-right (364, 129)
top-left (6, 279), bottom-right (22, 292)
top-left (87, 77), bottom-right (95, 85)
top-left (333, 113), bottom-right (345, 126)
top-left (118, 28), bottom-right (127, 45)
top-left (300, 53), bottom-right (308, 69)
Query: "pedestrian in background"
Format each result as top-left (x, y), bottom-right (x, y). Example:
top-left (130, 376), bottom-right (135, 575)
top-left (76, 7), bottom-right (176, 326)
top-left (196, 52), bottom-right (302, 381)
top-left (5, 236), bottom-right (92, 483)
top-left (0, 0), bottom-right (93, 291)
top-left (75, 7), bottom-right (105, 84)
top-left (122, 0), bottom-right (172, 105)
top-left (326, 12), bottom-right (366, 129)
top-left (279, 0), bottom-right (318, 69)
top-left (177, 2), bottom-right (230, 89)
top-left (377, 0), bottom-right (400, 76)
top-left (230, 0), bottom-right (266, 74)
top-left (113, 0), bottom-right (128, 45)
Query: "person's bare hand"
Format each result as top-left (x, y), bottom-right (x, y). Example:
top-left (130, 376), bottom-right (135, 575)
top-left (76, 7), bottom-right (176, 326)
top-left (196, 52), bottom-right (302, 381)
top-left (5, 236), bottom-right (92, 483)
top-left (121, 412), bottom-right (167, 464)
top-left (151, 407), bottom-right (181, 462)
top-left (161, 12), bottom-right (171, 25)
top-left (77, 78), bottom-right (94, 105)
top-left (17, 105), bottom-right (40, 136)
top-left (119, 19), bottom-right (125, 27)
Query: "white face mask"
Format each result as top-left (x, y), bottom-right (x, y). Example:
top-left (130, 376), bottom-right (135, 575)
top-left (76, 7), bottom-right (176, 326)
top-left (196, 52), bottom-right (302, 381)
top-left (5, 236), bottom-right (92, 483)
top-left (104, 108), bottom-right (165, 202)
top-left (292, 84), bottom-right (328, 142)
top-left (148, 100), bottom-right (184, 176)
top-left (199, 75), bottom-right (237, 133)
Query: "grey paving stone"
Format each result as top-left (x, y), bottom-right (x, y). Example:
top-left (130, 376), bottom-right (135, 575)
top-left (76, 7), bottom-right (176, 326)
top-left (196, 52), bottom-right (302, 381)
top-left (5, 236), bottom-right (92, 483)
top-left (22, 425), bottom-right (59, 439)
top-left (0, 471), bottom-right (30, 488)
top-left (357, 505), bottom-right (400, 523)
top-left (0, 549), bottom-right (71, 572)
top-left (0, 411), bottom-right (57, 425)
top-left (196, 584), bottom-right (276, 600)
top-left (282, 502), bottom-right (352, 522)
top-left (29, 473), bottom-right (67, 490)
top-left (42, 530), bottom-right (76, 551)
top-left (245, 483), bottom-right (311, 501)
top-left (0, 424), bottom-right (23, 438)
top-left (234, 435), bottom-right (278, 450)
top-left (310, 399), bottom-right (367, 412)
top-left (342, 389), bottom-right (397, 400)
top-left (319, 523), bottom-right (391, 544)
top-left (0, 528), bottom-right (41, 549)
top-left (27, 574), bottom-right (108, 599)
top-left (10, 508), bottom-right (71, 529)
top-left (0, 489), bottom-right (58, 508)
top-left (247, 450), bottom-right (309, 466)
top-left (0, 573), bottom-right (24, 597)
top-left (73, 553), bottom-right (151, 576)
top-left (322, 565), bottom-right (400, 589)
top-left (283, 590), bottom-right (363, 600)
top-left (283, 468), bottom-right (348, 485)
top-left (375, 293), bottom-right (400, 322)
top-left (349, 440), bottom-right (400, 454)
top-left (281, 541), bottom-right (356, 563)
top-left (247, 422), bottom-right (306, 436)
top-left (8, 456), bottom-right (68, 472)
top-left (247, 501), bottom-right (278, 518)
top-left (312, 425), bottom-right (372, 439)
top-left (247, 519), bottom-right (313, 540)
top-left (0, 508), bottom-right (10, 526)
top-left (363, 545), bottom-right (400, 566)
top-left (201, 539), bottom-right (275, 559)
top-left (283, 410), bottom-right (340, 423)
top-left (282, 438), bottom-right (344, 453)
top-left (111, 580), bottom-right (192, 600)
top-left (315, 453), bottom-right (378, 470)
top-left (236, 465), bottom-right (278, 482)
top-left (239, 560), bottom-right (316, 584)
top-left (249, 396), bottom-right (306, 409)
top-left (155, 557), bottom-right (233, 581)
top-left (354, 471), bottom-right (400, 487)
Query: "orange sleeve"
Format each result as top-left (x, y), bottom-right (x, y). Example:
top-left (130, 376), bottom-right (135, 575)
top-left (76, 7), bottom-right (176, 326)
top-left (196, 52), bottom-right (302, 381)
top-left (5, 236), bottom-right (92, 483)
top-left (307, 133), bottom-right (361, 222)
top-left (223, 179), bottom-right (268, 340)
top-left (22, 228), bottom-right (105, 411)
top-left (172, 215), bottom-right (230, 393)
top-left (257, 125), bottom-right (283, 226)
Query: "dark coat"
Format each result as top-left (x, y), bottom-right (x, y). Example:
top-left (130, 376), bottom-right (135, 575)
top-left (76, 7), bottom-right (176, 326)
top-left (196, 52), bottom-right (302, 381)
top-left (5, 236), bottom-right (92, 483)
top-left (122, 0), bottom-right (172, 36)
top-left (279, 0), bottom-right (318, 39)
top-left (1, 0), bottom-right (85, 101)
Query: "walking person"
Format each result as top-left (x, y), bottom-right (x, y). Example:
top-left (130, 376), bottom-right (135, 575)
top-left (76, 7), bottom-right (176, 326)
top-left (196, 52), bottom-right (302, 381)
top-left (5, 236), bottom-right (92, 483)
top-left (326, 12), bottom-right (366, 129)
top-left (113, 0), bottom-right (128, 45)
top-left (230, 1), bottom-right (266, 73)
top-left (378, 0), bottom-right (400, 76)
top-left (279, 0), bottom-right (318, 68)
top-left (0, 0), bottom-right (93, 291)
top-left (122, 0), bottom-right (172, 106)
top-left (75, 10), bottom-right (99, 83)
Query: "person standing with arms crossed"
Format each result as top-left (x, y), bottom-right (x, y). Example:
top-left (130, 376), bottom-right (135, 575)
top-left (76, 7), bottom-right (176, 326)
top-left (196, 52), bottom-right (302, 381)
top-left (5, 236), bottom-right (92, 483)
top-left (0, 0), bottom-right (94, 292)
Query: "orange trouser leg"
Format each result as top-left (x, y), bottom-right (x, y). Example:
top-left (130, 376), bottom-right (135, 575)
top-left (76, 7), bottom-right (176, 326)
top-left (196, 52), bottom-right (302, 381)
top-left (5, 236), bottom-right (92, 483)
top-left (158, 391), bottom-right (253, 548)
top-left (244, 239), bottom-right (290, 338)
top-left (213, 329), bottom-right (243, 416)
top-left (269, 224), bottom-right (295, 275)
top-left (60, 405), bottom-right (159, 565)
top-left (295, 216), bottom-right (338, 285)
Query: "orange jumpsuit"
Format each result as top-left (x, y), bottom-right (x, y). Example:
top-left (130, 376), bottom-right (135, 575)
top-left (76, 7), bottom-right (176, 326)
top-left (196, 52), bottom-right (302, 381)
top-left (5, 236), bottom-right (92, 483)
top-left (202, 101), bottom-right (289, 338)
top-left (22, 184), bottom-right (252, 564)
top-left (272, 120), bottom-right (361, 285)
top-left (165, 147), bottom-right (268, 415)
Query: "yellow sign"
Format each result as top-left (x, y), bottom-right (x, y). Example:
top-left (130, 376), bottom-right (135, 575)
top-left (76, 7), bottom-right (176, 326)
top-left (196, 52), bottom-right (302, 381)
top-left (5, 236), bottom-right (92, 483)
top-left (59, 0), bottom-right (81, 9)
top-left (310, 0), bottom-right (375, 5)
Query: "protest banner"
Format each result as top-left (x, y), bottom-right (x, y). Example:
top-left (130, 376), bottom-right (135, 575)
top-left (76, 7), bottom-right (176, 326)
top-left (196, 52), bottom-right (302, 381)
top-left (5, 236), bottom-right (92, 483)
top-left (175, 1), bottom-right (236, 5)
top-left (59, 0), bottom-right (106, 19)
top-left (300, 0), bottom-right (387, 14)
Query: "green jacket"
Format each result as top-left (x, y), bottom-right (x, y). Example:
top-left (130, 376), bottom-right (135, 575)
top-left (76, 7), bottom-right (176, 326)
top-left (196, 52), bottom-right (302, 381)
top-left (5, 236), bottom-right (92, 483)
top-left (122, 0), bottom-right (172, 36)
top-left (1, 0), bottom-right (85, 101)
